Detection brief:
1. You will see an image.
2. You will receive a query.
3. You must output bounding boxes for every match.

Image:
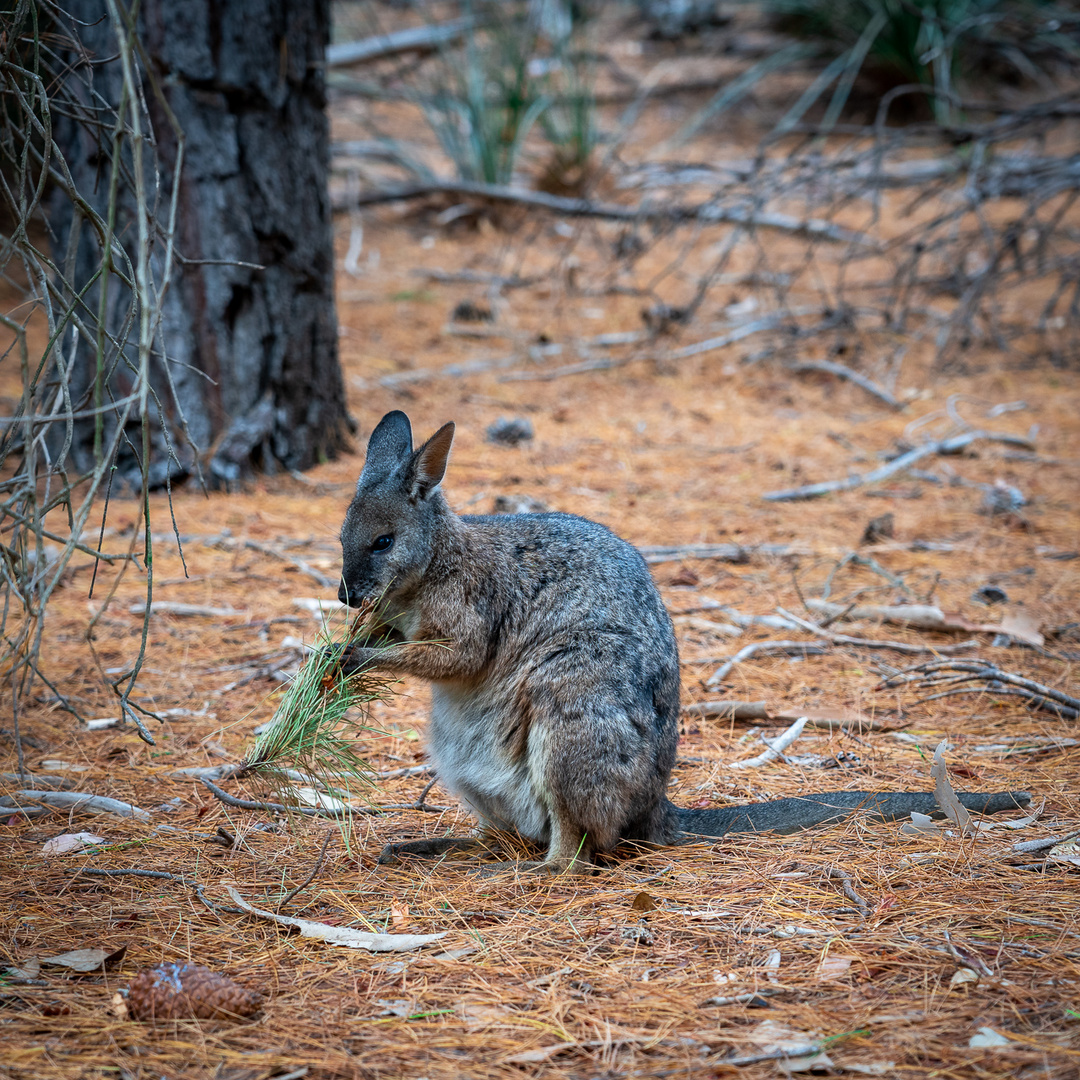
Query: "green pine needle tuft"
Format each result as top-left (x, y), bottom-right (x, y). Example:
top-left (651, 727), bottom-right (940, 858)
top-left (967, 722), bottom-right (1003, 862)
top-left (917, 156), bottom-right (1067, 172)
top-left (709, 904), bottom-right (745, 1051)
top-left (244, 614), bottom-right (393, 801)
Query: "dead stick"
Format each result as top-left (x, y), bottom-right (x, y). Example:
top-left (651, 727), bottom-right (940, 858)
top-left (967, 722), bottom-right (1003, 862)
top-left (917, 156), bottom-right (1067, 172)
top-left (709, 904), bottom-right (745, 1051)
top-left (776, 607), bottom-right (980, 655)
top-left (73, 867), bottom-right (246, 914)
top-left (762, 430), bottom-right (1035, 502)
top-left (278, 831), bottom-right (335, 911)
top-left (788, 359), bottom-right (902, 409)
top-left (707, 642), bottom-right (828, 686)
top-left (200, 778), bottom-right (451, 817)
top-left (333, 181), bottom-right (875, 246)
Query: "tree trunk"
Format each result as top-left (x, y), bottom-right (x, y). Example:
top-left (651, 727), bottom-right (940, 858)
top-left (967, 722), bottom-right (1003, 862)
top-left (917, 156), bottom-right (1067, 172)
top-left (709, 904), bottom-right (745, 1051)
top-left (50, 0), bottom-right (350, 489)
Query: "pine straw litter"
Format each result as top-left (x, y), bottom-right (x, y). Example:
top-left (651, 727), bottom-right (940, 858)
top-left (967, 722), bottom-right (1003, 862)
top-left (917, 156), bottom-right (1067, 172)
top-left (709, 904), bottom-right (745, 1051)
top-left (2, 608), bottom-right (1078, 1078)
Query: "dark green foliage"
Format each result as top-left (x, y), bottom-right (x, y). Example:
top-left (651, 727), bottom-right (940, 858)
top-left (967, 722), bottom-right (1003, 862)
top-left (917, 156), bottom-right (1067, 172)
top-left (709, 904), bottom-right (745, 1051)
top-left (764, 0), bottom-right (1080, 120)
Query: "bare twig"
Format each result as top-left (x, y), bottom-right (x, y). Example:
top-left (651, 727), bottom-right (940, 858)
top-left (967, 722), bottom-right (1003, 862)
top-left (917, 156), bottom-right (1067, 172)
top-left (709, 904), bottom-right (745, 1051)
top-left (776, 607), bottom-right (979, 656)
top-left (278, 831), bottom-right (336, 911)
top-left (788, 359), bottom-right (902, 409)
top-left (200, 778), bottom-right (451, 818)
top-left (706, 642), bottom-right (829, 686)
top-left (762, 430), bottom-right (1036, 502)
top-left (326, 18), bottom-right (475, 67)
top-left (727, 716), bottom-right (809, 770)
top-left (332, 181), bottom-right (875, 245)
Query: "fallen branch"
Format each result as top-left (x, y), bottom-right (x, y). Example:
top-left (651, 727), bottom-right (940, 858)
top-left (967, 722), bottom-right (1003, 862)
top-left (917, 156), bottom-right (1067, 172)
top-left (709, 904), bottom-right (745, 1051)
top-left (706, 642), bottom-right (829, 686)
top-left (792, 862), bottom-right (869, 918)
top-left (412, 267), bottom-right (536, 290)
top-left (788, 359), bottom-right (902, 409)
top-left (72, 867), bottom-right (245, 914)
top-left (243, 539), bottom-right (336, 589)
top-left (332, 181), bottom-right (875, 245)
top-left (0, 790), bottom-right (150, 821)
top-left (499, 356), bottom-right (620, 382)
top-left (874, 659), bottom-right (1079, 719)
top-left (776, 607), bottom-right (979, 655)
top-left (728, 716), bottom-right (809, 770)
top-left (278, 831), bottom-right (335, 911)
top-left (225, 886), bottom-right (447, 952)
top-left (762, 430), bottom-right (1036, 501)
top-left (638, 542), bottom-right (806, 564)
top-left (682, 700), bottom-right (770, 721)
top-left (326, 18), bottom-right (474, 67)
top-left (129, 601), bottom-right (246, 618)
top-left (200, 778), bottom-right (451, 818)
top-left (682, 701), bottom-right (896, 732)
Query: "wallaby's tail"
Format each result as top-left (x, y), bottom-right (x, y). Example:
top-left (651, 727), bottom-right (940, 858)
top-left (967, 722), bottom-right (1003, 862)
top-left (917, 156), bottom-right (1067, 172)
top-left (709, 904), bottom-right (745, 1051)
top-left (675, 790), bottom-right (1031, 838)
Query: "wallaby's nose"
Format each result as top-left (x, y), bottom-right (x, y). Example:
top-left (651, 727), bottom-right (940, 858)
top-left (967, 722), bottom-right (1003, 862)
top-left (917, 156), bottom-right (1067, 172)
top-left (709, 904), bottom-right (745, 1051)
top-left (337, 581), bottom-right (351, 606)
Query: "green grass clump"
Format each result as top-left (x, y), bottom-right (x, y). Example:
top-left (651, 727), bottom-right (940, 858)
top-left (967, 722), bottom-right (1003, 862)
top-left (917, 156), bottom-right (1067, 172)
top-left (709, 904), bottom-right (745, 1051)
top-left (760, 0), bottom-right (1079, 124)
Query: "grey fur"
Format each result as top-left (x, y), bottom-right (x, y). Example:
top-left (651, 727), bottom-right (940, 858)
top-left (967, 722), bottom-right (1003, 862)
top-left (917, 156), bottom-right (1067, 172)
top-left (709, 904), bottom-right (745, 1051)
top-left (339, 412), bottom-right (1030, 872)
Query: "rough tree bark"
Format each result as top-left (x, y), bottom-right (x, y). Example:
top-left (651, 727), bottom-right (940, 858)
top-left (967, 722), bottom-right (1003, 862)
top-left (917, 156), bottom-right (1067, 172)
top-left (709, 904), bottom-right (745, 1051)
top-left (50, 0), bottom-right (350, 488)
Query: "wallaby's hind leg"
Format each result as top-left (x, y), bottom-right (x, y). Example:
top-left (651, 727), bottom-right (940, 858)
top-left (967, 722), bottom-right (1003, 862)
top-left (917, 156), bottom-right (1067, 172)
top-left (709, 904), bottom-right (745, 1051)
top-left (377, 836), bottom-right (497, 865)
top-left (524, 651), bottom-right (677, 873)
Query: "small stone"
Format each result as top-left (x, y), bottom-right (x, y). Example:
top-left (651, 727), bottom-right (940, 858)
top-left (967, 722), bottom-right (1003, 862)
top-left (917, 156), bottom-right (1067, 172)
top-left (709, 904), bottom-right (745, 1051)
top-left (861, 512), bottom-right (895, 544)
top-left (486, 417), bottom-right (534, 447)
top-left (451, 300), bottom-right (493, 323)
top-left (972, 585), bottom-right (1008, 606)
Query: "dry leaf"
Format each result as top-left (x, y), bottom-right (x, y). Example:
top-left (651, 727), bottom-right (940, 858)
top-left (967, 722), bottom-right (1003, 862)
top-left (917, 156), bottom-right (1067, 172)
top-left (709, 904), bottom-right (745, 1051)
top-left (288, 786), bottom-right (349, 811)
top-left (997, 610), bottom-right (1045, 648)
top-left (390, 902), bottom-right (410, 930)
top-left (42, 832), bottom-right (106, 857)
top-left (763, 949), bottom-right (782, 983)
top-left (1048, 838), bottom-right (1080, 866)
top-left (4, 958), bottom-right (40, 979)
top-left (949, 967), bottom-right (980, 989)
top-left (631, 891), bottom-right (657, 912)
top-left (969, 1026), bottom-right (1013, 1048)
top-left (505, 1042), bottom-right (577, 1064)
top-left (456, 1000), bottom-right (511, 1027)
top-left (901, 811), bottom-right (940, 835)
top-left (40, 945), bottom-right (126, 972)
top-left (429, 946), bottom-right (477, 962)
top-left (931, 740), bottom-right (974, 835)
top-left (744, 1020), bottom-right (829, 1071)
top-left (815, 955), bottom-right (853, 980)
top-left (224, 886), bottom-right (446, 951)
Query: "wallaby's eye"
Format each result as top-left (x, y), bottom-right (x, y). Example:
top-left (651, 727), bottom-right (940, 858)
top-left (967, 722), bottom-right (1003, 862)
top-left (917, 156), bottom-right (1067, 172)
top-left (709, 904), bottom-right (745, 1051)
top-left (372, 534), bottom-right (394, 553)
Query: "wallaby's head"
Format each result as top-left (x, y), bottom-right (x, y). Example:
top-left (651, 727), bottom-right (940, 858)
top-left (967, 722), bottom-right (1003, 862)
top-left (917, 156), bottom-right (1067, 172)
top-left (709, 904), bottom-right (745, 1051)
top-left (338, 411), bottom-right (455, 608)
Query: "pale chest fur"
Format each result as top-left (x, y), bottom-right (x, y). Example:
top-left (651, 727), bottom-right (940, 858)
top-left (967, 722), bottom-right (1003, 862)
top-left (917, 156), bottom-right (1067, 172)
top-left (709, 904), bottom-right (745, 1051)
top-left (427, 682), bottom-right (551, 843)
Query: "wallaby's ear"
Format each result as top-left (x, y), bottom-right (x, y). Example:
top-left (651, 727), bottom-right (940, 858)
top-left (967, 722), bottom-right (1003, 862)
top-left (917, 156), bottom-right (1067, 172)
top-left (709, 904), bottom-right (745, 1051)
top-left (410, 421), bottom-right (455, 500)
top-left (361, 411), bottom-right (413, 483)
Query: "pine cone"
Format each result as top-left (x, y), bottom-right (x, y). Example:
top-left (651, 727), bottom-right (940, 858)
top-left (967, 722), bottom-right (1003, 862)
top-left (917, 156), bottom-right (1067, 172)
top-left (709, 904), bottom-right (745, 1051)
top-left (126, 962), bottom-right (262, 1021)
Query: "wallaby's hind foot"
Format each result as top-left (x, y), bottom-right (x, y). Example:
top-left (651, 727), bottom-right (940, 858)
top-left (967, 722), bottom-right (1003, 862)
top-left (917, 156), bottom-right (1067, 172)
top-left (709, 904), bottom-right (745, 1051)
top-left (377, 836), bottom-right (494, 865)
top-left (470, 857), bottom-right (599, 878)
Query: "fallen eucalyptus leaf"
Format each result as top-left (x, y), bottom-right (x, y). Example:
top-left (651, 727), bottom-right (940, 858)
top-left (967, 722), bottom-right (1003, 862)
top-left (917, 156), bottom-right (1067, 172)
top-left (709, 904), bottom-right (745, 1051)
top-left (42, 832), bottom-right (106, 857)
top-left (931, 741), bottom-right (974, 835)
top-left (901, 811), bottom-right (939, 835)
top-left (949, 967), bottom-right (979, 989)
top-left (39, 945), bottom-right (127, 972)
top-left (969, 1026), bottom-right (1013, 1048)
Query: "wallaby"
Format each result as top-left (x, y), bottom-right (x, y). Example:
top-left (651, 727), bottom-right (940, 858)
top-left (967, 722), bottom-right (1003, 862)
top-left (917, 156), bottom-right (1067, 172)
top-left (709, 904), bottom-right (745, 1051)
top-left (338, 411), bottom-right (1029, 873)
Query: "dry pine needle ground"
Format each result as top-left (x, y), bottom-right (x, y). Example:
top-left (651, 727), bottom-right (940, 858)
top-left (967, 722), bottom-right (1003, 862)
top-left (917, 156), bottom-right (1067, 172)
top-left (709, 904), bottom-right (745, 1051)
top-left (3, 18), bottom-right (1080, 1080)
